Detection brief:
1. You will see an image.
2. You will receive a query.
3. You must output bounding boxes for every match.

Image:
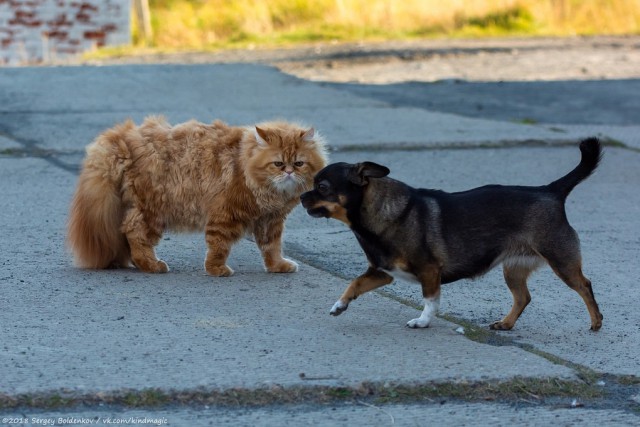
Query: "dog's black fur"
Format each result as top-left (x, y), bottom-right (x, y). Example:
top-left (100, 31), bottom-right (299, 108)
top-left (301, 138), bottom-right (603, 331)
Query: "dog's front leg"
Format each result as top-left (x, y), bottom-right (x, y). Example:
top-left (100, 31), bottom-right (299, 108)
top-left (407, 265), bottom-right (442, 328)
top-left (330, 267), bottom-right (393, 316)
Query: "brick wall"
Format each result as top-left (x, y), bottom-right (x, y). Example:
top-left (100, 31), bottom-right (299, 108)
top-left (0, 0), bottom-right (130, 65)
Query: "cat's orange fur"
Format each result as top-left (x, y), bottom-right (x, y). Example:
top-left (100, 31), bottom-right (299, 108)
top-left (67, 116), bottom-right (327, 276)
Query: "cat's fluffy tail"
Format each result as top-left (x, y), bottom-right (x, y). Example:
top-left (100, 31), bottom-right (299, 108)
top-left (67, 121), bottom-right (133, 269)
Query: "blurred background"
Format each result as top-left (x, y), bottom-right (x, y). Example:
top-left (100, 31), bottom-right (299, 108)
top-left (138, 0), bottom-right (640, 49)
top-left (1, 0), bottom-right (639, 65)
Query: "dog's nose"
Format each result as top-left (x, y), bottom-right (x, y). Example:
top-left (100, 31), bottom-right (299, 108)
top-left (300, 191), bottom-right (311, 203)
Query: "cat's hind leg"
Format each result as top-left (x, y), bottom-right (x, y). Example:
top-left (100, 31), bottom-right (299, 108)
top-left (204, 219), bottom-right (244, 277)
top-left (122, 208), bottom-right (168, 273)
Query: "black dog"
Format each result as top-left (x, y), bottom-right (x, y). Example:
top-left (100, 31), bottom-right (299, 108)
top-left (301, 139), bottom-right (603, 331)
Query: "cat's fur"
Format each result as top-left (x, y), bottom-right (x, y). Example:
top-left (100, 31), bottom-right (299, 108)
top-left (67, 116), bottom-right (327, 276)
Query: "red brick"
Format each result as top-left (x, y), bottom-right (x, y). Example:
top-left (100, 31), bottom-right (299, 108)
top-left (2, 0), bottom-right (129, 64)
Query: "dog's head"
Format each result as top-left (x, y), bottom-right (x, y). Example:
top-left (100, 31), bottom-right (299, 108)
top-left (300, 161), bottom-right (390, 225)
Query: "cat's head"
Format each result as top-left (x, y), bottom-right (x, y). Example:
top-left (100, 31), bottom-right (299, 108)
top-left (243, 121), bottom-right (328, 195)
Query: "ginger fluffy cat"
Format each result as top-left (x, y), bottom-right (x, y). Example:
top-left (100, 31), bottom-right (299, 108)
top-left (67, 116), bottom-right (327, 276)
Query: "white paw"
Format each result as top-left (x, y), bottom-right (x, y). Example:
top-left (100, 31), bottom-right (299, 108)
top-left (406, 296), bottom-right (440, 328)
top-left (284, 258), bottom-right (299, 272)
top-left (330, 300), bottom-right (348, 316)
top-left (406, 317), bottom-right (431, 328)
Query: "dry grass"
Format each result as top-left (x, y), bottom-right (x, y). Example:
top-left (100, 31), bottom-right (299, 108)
top-left (135, 0), bottom-right (640, 49)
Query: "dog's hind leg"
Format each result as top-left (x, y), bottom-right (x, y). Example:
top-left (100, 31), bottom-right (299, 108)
top-left (547, 257), bottom-right (603, 331)
top-left (330, 267), bottom-right (393, 316)
top-left (490, 264), bottom-right (534, 330)
top-left (540, 232), bottom-right (603, 331)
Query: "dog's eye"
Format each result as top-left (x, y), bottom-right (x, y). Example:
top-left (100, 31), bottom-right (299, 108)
top-left (274, 161), bottom-right (284, 167)
top-left (317, 183), bottom-right (329, 193)
top-left (294, 161), bottom-right (304, 167)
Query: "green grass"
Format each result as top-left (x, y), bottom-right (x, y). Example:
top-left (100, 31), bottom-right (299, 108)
top-left (459, 6), bottom-right (537, 36)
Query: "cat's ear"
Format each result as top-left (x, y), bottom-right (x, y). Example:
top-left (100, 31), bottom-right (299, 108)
top-left (301, 128), bottom-right (315, 142)
top-left (254, 126), bottom-right (269, 147)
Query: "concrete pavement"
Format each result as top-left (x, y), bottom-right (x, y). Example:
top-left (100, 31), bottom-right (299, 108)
top-left (0, 63), bottom-right (638, 425)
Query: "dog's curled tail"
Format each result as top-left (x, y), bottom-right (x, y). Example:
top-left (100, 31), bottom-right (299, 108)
top-left (548, 138), bottom-right (602, 199)
top-left (67, 121), bottom-right (134, 269)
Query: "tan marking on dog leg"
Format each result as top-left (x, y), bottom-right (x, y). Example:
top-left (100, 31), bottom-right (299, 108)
top-left (418, 264), bottom-right (441, 299)
top-left (490, 265), bottom-right (533, 330)
top-left (407, 264), bottom-right (441, 328)
top-left (330, 267), bottom-right (393, 315)
top-left (548, 260), bottom-right (603, 331)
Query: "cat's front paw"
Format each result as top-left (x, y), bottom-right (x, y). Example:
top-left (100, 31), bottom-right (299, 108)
top-left (206, 264), bottom-right (234, 277)
top-left (135, 259), bottom-right (169, 274)
top-left (155, 260), bottom-right (169, 273)
top-left (266, 258), bottom-right (299, 273)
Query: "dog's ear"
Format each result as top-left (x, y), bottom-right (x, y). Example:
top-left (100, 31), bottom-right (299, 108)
top-left (348, 162), bottom-right (390, 186)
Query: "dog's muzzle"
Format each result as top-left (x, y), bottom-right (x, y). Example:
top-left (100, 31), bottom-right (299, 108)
top-left (301, 191), bottom-right (329, 218)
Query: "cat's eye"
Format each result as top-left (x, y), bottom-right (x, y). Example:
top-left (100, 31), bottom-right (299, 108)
top-left (294, 161), bottom-right (304, 167)
top-left (274, 161), bottom-right (284, 167)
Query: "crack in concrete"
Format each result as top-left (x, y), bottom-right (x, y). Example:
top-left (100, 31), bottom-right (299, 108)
top-left (328, 137), bottom-right (629, 153)
top-left (0, 133), bottom-right (82, 174)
